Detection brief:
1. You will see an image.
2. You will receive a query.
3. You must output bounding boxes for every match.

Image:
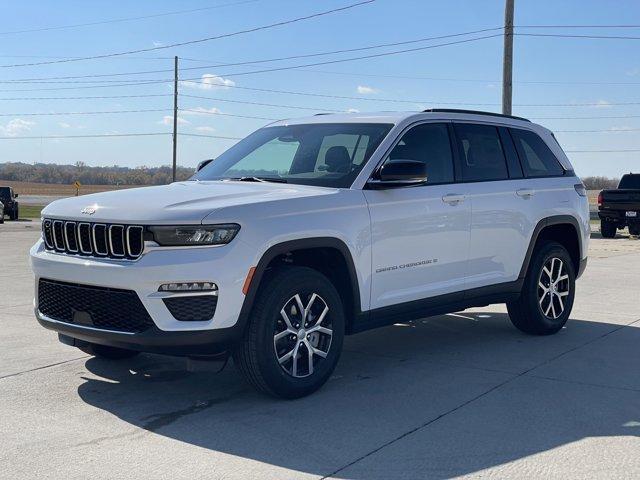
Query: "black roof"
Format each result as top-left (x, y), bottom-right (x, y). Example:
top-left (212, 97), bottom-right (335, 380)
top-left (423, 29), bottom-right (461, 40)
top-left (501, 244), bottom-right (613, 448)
top-left (422, 108), bottom-right (530, 122)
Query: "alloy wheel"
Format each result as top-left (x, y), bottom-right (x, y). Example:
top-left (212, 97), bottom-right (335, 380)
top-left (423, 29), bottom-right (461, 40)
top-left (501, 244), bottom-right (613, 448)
top-left (537, 257), bottom-right (570, 320)
top-left (273, 293), bottom-right (333, 378)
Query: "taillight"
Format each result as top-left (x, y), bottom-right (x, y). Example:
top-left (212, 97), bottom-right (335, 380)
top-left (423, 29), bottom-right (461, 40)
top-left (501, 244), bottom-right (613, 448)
top-left (597, 192), bottom-right (603, 205)
top-left (574, 183), bottom-right (587, 197)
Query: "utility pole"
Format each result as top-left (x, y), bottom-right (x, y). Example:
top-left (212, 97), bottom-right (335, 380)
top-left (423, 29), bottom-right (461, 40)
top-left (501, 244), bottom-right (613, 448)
top-left (502, 0), bottom-right (514, 115)
top-left (172, 56), bottom-right (178, 182)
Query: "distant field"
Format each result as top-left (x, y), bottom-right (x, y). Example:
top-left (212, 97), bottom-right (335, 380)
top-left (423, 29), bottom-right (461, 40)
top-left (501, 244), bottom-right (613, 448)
top-left (0, 180), bottom-right (138, 196)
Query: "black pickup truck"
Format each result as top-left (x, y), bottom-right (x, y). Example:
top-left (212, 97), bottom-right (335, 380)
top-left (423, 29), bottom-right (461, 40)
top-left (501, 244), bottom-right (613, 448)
top-left (598, 173), bottom-right (640, 238)
top-left (0, 186), bottom-right (19, 221)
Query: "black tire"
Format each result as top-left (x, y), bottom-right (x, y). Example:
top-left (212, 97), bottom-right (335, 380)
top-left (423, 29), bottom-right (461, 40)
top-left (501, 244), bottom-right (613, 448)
top-left (629, 225), bottom-right (640, 236)
top-left (11, 207), bottom-right (18, 221)
top-left (507, 241), bottom-right (576, 335)
top-left (233, 266), bottom-right (345, 399)
top-left (0, 214), bottom-right (3, 224)
top-left (79, 342), bottom-right (140, 360)
top-left (600, 220), bottom-right (617, 238)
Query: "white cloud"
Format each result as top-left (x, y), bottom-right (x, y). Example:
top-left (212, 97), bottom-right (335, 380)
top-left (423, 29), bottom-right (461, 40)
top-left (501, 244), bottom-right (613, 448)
top-left (196, 126), bottom-right (216, 133)
top-left (59, 122), bottom-right (72, 129)
top-left (0, 118), bottom-right (35, 137)
top-left (182, 106), bottom-right (222, 116)
top-left (593, 99), bottom-right (612, 109)
top-left (180, 73), bottom-right (236, 91)
top-left (357, 85), bottom-right (379, 95)
top-left (158, 115), bottom-right (189, 126)
top-left (153, 41), bottom-right (164, 47)
top-left (346, 108), bottom-right (360, 113)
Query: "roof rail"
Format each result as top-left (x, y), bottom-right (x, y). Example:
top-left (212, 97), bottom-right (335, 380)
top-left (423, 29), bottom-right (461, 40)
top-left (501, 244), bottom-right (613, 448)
top-left (422, 108), bottom-right (530, 122)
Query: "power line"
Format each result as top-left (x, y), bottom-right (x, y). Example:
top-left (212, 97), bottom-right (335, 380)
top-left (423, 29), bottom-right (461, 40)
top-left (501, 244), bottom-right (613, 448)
top-left (0, 132), bottom-right (242, 140)
top-left (565, 149), bottom-right (640, 153)
top-left (0, 27), bottom-right (503, 82)
top-left (181, 93), bottom-right (336, 111)
top-left (0, 108), bottom-right (169, 117)
top-left (299, 68), bottom-right (640, 86)
top-left (517, 33), bottom-right (640, 40)
top-left (532, 114), bottom-right (640, 120)
top-left (555, 128), bottom-right (640, 133)
top-left (0, 94), bottom-right (172, 101)
top-left (0, 1), bottom-right (260, 36)
top-left (0, 132), bottom-right (169, 140)
top-left (0, 1), bottom-right (376, 68)
top-left (180, 108), bottom-right (278, 120)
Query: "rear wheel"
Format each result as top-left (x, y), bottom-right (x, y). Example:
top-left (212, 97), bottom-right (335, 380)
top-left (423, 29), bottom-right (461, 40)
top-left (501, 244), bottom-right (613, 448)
top-left (0, 213), bottom-right (3, 224)
top-left (507, 242), bottom-right (575, 335)
top-left (233, 266), bottom-right (345, 399)
top-left (11, 207), bottom-right (18, 221)
top-left (629, 225), bottom-right (640, 236)
top-left (600, 220), bottom-right (617, 238)
top-left (79, 342), bottom-right (140, 360)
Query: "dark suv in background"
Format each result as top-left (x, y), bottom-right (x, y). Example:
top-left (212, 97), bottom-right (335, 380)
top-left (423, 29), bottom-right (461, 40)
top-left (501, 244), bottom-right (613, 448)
top-left (0, 186), bottom-right (19, 221)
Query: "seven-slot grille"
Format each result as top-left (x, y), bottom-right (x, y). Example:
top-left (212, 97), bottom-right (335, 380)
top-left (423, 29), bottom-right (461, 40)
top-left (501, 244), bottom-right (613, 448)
top-left (42, 219), bottom-right (144, 260)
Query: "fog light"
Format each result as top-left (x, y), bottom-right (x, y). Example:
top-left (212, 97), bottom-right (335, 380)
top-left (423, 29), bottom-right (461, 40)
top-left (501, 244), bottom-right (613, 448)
top-left (159, 282), bottom-right (217, 292)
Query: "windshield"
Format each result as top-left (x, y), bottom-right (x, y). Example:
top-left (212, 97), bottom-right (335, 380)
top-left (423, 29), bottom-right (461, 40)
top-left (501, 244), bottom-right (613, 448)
top-left (619, 174), bottom-right (640, 189)
top-left (0, 187), bottom-right (10, 199)
top-left (192, 123), bottom-right (393, 188)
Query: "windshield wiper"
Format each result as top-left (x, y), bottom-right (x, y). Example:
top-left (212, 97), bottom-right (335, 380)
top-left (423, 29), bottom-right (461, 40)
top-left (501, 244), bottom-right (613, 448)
top-left (228, 176), bottom-right (287, 183)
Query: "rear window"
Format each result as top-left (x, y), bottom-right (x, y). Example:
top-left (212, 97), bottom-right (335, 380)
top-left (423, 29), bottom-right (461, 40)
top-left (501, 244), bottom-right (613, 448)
top-left (510, 129), bottom-right (564, 177)
top-left (619, 174), bottom-right (640, 189)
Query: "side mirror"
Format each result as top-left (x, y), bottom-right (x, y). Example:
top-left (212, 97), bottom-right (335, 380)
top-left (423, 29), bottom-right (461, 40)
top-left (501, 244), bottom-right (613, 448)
top-left (368, 160), bottom-right (428, 189)
top-left (13, 193), bottom-right (18, 198)
top-left (196, 159), bottom-right (214, 172)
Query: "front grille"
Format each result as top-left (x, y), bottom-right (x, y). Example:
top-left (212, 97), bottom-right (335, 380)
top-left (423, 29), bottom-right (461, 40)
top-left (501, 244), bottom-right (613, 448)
top-left (163, 296), bottom-right (218, 321)
top-left (38, 279), bottom-right (154, 333)
top-left (42, 219), bottom-right (144, 260)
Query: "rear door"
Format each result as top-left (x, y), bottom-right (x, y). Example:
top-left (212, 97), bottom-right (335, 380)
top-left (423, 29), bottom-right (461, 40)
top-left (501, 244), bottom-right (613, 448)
top-left (364, 122), bottom-right (471, 309)
top-left (453, 122), bottom-right (532, 289)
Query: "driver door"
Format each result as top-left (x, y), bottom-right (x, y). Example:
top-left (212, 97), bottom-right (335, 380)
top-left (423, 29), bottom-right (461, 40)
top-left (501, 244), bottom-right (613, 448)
top-left (364, 122), bottom-right (471, 309)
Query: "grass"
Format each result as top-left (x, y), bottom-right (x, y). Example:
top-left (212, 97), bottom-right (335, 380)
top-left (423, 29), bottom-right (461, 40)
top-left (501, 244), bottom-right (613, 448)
top-left (19, 205), bottom-right (44, 219)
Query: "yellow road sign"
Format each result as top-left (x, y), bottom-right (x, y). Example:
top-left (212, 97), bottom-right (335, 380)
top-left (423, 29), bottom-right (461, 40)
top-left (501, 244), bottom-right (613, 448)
top-left (73, 181), bottom-right (81, 189)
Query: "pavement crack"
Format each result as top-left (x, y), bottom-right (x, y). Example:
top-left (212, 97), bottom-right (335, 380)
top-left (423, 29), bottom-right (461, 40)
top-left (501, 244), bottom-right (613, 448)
top-left (322, 317), bottom-right (640, 479)
top-left (0, 355), bottom-right (89, 381)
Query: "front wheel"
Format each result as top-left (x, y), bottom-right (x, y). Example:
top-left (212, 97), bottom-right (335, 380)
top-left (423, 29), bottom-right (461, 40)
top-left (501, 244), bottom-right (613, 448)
top-left (507, 242), bottom-right (576, 335)
top-left (233, 266), bottom-right (345, 399)
top-left (629, 225), bottom-right (640, 237)
top-left (600, 220), bottom-right (617, 238)
top-left (11, 207), bottom-right (18, 221)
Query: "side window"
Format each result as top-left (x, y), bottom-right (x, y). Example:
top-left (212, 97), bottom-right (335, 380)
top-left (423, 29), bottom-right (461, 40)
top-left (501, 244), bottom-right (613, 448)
top-left (384, 123), bottom-right (454, 184)
top-left (510, 128), bottom-right (564, 177)
top-left (454, 123), bottom-right (508, 182)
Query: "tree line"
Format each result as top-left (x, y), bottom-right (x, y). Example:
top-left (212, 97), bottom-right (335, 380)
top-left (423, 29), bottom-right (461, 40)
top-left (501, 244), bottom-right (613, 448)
top-left (0, 162), bottom-right (194, 185)
top-left (0, 161), bottom-right (625, 190)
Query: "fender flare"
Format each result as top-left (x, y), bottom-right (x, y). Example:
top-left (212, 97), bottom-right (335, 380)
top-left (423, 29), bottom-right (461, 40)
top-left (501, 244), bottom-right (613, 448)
top-left (518, 215), bottom-right (582, 279)
top-left (236, 237), bottom-right (362, 332)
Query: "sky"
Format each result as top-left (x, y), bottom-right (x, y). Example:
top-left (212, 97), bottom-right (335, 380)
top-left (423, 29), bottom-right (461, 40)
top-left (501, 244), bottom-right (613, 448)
top-left (1, 0), bottom-right (640, 178)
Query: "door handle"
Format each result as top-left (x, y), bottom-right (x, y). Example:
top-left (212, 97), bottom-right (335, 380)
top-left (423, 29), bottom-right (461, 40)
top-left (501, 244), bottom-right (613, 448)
top-left (442, 194), bottom-right (466, 205)
top-left (516, 188), bottom-right (535, 198)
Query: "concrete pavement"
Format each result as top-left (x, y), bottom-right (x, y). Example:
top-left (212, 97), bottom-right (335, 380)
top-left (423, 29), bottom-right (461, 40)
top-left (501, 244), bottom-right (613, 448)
top-left (1, 223), bottom-right (639, 479)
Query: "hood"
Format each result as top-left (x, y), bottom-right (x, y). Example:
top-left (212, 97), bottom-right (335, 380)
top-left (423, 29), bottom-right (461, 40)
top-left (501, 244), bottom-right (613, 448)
top-left (42, 181), bottom-right (338, 224)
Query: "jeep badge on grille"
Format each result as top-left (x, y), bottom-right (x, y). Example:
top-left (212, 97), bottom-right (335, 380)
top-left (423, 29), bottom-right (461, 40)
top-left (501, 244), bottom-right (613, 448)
top-left (81, 206), bottom-right (96, 215)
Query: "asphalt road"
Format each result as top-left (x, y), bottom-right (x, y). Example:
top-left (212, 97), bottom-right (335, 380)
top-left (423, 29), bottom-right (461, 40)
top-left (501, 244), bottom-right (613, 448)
top-left (1, 222), bottom-right (639, 479)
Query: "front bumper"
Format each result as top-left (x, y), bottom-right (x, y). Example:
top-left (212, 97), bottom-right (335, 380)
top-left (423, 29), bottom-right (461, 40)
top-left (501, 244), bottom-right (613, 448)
top-left (37, 313), bottom-right (241, 355)
top-left (30, 238), bottom-right (257, 353)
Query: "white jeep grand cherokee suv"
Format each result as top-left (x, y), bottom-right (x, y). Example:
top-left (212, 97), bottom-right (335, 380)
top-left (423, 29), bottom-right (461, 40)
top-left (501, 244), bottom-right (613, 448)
top-left (31, 109), bottom-right (590, 398)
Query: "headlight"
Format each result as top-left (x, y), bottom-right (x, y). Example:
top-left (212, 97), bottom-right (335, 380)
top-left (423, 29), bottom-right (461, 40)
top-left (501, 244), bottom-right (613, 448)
top-left (148, 224), bottom-right (240, 246)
